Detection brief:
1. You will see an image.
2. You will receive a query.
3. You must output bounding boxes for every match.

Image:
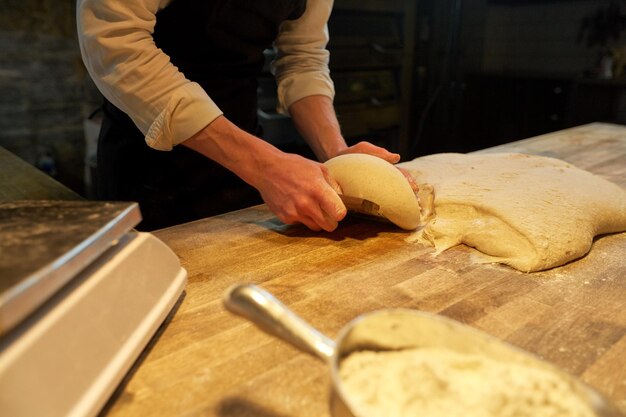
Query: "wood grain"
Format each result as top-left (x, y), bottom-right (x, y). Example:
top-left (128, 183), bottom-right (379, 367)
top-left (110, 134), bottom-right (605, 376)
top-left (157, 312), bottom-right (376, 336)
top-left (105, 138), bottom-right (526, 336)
top-left (103, 123), bottom-right (626, 416)
top-left (0, 146), bottom-right (80, 201)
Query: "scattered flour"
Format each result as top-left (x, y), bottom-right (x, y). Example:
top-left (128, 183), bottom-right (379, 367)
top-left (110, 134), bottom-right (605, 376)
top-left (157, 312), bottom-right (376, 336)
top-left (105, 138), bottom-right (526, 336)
top-left (339, 347), bottom-right (596, 417)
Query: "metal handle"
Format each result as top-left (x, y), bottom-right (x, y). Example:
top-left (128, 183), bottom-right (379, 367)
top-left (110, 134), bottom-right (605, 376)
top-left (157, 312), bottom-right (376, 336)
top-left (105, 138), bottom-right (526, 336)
top-left (223, 284), bottom-right (336, 364)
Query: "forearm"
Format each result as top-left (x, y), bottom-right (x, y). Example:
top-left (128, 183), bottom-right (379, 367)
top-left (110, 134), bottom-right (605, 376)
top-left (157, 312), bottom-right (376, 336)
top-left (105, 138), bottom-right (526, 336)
top-left (182, 115), bottom-right (346, 232)
top-left (181, 116), bottom-right (281, 189)
top-left (184, 96), bottom-right (345, 174)
top-left (289, 95), bottom-right (347, 161)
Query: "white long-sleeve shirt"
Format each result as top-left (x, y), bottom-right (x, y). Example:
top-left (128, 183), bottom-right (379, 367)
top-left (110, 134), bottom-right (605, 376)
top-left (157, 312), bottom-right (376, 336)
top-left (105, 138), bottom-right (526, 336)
top-left (77, 0), bottom-right (335, 151)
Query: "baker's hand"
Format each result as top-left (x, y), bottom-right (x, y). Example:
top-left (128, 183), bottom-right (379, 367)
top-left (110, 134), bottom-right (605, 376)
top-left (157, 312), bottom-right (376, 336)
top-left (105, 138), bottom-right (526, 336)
top-left (335, 141), bottom-right (418, 193)
top-left (335, 141), bottom-right (400, 163)
top-left (397, 167), bottom-right (419, 193)
top-left (254, 152), bottom-right (347, 232)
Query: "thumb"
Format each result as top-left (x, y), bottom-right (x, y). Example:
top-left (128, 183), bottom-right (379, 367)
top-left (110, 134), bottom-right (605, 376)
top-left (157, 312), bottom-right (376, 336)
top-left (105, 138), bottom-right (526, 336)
top-left (322, 167), bottom-right (343, 195)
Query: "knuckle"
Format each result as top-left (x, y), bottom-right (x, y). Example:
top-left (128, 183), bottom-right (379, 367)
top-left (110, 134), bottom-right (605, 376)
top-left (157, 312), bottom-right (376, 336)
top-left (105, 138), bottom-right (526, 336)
top-left (280, 214), bottom-right (297, 225)
top-left (278, 207), bottom-right (298, 225)
top-left (292, 195), bottom-right (311, 212)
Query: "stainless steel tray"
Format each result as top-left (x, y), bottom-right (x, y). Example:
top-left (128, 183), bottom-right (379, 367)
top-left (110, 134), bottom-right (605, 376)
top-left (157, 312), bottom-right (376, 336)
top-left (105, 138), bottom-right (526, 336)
top-left (0, 200), bottom-right (141, 336)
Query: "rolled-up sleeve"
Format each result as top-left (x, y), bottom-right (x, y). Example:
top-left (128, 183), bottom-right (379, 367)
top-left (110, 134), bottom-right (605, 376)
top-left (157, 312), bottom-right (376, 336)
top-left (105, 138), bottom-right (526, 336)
top-left (77, 0), bottom-right (222, 150)
top-left (272, 0), bottom-right (335, 116)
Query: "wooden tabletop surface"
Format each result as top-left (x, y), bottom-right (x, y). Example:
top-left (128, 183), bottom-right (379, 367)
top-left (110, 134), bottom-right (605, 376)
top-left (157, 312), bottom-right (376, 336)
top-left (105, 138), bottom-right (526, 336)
top-left (103, 123), bottom-right (626, 417)
top-left (0, 146), bottom-right (80, 201)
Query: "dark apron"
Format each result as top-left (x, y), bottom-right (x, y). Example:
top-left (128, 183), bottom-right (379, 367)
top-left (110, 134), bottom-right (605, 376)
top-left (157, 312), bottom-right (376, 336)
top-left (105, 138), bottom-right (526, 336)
top-left (97, 0), bottom-right (307, 231)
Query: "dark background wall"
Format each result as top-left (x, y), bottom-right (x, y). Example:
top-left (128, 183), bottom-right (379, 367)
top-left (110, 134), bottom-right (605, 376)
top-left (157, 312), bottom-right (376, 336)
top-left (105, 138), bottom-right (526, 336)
top-left (413, 0), bottom-right (626, 156)
top-left (0, 0), bottom-right (100, 195)
top-left (0, 0), bottom-right (624, 195)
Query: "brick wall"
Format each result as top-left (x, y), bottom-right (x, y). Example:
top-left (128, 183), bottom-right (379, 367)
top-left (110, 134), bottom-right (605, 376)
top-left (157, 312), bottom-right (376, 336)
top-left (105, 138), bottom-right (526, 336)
top-left (0, 0), bottom-right (101, 195)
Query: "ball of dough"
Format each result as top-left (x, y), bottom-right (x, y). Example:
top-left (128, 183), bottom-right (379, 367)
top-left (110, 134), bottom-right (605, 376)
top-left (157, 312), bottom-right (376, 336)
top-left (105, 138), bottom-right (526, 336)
top-left (324, 154), bottom-right (420, 230)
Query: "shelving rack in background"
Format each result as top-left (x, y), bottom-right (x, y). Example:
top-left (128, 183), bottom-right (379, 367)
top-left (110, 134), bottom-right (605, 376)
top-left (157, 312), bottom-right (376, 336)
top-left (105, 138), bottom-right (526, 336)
top-left (258, 0), bottom-right (418, 158)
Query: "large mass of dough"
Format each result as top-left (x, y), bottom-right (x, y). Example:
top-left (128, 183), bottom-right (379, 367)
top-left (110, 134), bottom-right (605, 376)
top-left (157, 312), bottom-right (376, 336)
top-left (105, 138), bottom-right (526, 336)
top-left (398, 153), bottom-right (626, 272)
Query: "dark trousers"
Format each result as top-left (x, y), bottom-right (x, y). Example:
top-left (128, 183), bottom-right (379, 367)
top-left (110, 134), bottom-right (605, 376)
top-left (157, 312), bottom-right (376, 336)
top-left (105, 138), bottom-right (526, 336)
top-left (96, 101), bottom-right (262, 231)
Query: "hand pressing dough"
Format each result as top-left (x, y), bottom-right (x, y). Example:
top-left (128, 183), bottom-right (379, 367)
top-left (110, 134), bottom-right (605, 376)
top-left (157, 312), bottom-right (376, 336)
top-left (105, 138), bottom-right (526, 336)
top-left (398, 153), bottom-right (626, 272)
top-left (324, 154), bottom-right (421, 230)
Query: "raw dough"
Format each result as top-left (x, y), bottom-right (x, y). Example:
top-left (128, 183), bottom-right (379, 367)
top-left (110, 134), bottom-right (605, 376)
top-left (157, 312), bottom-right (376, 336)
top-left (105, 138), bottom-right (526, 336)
top-left (398, 153), bottom-right (626, 272)
top-left (324, 154), bottom-right (421, 230)
top-left (339, 347), bottom-right (595, 417)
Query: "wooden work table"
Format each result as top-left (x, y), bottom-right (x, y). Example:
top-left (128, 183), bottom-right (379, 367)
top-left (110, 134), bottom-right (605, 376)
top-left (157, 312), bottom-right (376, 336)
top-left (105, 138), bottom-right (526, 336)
top-left (103, 123), bottom-right (626, 416)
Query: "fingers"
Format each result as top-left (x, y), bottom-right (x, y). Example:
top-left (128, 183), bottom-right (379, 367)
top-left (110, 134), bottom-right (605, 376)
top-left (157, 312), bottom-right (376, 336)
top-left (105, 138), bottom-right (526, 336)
top-left (338, 141), bottom-right (400, 164)
top-left (269, 183), bottom-right (344, 233)
top-left (379, 150), bottom-right (401, 164)
top-left (335, 142), bottom-right (417, 192)
top-left (297, 215), bottom-right (323, 232)
top-left (299, 179), bottom-right (345, 232)
top-left (256, 154), bottom-right (348, 232)
top-left (322, 166), bottom-right (343, 194)
top-left (284, 165), bottom-right (345, 232)
top-left (280, 199), bottom-right (341, 232)
top-left (273, 201), bottom-right (323, 232)
top-left (316, 209), bottom-right (339, 232)
top-left (397, 167), bottom-right (419, 193)
top-left (317, 185), bottom-right (347, 227)
top-left (319, 166), bottom-right (347, 226)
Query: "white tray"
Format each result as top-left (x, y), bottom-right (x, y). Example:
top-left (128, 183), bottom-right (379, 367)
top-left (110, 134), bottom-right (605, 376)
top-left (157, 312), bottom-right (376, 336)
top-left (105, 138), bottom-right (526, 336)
top-left (0, 231), bottom-right (187, 417)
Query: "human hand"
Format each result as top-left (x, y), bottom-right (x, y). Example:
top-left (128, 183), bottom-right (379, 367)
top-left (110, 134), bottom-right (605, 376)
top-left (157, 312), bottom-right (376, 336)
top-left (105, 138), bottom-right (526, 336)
top-left (253, 151), bottom-right (347, 232)
top-left (335, 141), bottom-right (418, 193)
top-left (397, 167), bottom-right (419, 193)
top-left (335, 141), bottom-right (400, 163)
top-left (183, 115), bottom-right (348, 232)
